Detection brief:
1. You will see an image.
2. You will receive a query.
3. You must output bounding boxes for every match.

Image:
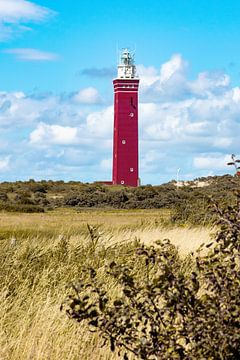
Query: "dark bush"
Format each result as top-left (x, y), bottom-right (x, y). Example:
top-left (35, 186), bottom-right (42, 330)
top-left (0, 192), bottom-right (8, 201)
top-left (1, 175), bottom-right (240, 220)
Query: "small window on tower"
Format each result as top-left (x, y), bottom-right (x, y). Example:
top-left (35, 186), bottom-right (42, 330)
top-left (122, 139), bottom-right (126, 144)
top-left (121, 180), bottom-right (125, 185)
top-left (130, 168), bottom-right (134, 172)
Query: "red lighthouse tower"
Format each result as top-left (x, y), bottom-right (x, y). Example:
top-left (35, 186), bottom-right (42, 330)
top-left (112, 49), bottom-right (140, 187)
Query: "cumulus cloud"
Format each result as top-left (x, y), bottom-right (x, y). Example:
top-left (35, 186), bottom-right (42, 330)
top-left (0, 0), bottom-right (50, 21)
top-left (73, 87), bottom-right (102, 104)
top-left (141, 150), bottom-right (166, 173)
top-left (0, 91), bottom-right (54, 126)
top-left (232, 87), bottom-right (240, 103)
top-left (138, 54), bottom-right (188, 102)
top-left (138, 54), bottom-right (231, 102)
top-left (189, 71), bottom-right (230, 97)
top-left (160, 54), bottom-right (187, 83)
top-left (100, 158), bottom-right (112, 171)
top-left (0, 0), bottom-right (54, 40)
top-left (4, 48), bottom-right (59, 61)
top-left (0, 90), bottom-right (90, 127)
top-left (193, 154), bottom-right (232, 170)
top-left (86, 106), bottom-right (113, 137)
top-left (30, 123), bottom-right (79, 146)
top-left (61, 148), bottom-right (95, 166)
top-left (0, 156), bottom-right (10, 171)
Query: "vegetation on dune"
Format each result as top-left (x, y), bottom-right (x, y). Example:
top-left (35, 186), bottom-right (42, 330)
top-left (0, 174), bottom-right (240, 226)
top-left (64, 195), bottom-right (240, 359)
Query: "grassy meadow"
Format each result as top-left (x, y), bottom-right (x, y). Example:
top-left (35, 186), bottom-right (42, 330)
top-left (0, 208), bottom-right (212, 360)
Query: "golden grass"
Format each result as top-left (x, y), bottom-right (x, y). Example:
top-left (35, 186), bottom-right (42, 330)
top-left (0, 209), bottom-right (212, 360)
top-left (0, 292), bottom-right (120, 360)
top-left (0, 208), bottom-right (169, 239)
top-left (113, 227), bottom-right (211, 256)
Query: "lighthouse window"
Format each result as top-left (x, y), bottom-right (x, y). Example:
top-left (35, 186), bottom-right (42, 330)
top-left (122, 139), bottom-right (126, 144)
top-left (130, 168), bottom-right (134, 172)
top-left (121, 180), bottom-right (125, 185)
top-left (129, 112), bottom-right (134, 117)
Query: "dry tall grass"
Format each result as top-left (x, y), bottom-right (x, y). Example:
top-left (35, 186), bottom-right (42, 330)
top-left (0, 209), bottom-right (211, 360)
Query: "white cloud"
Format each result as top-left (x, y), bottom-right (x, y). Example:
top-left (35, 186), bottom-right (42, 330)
top-left (0, 0), bottom-right (49, 21)
top-left (4, 48), bottom-right (59, 61)
top-left (160, 54), bottom-right (187, 84)
top-left (12, 91), bottom-right (25, 99)
top-left (0, 91), bottom-right (89, 127)
top-left (141, 150), bottom-right (166, 173)
top-left (193, 154), bottom-right (232, 170)
top-left (137, 65), bottom-right (159, 87)
top-left (73, 87), bottom-right (102, 104)
top-left (86, 106), bottom-right (113, 137)
top-left (139, 54), bottom-right (188, 102)
top-left (0, 0), bottom-right (54, 40)
top-left (30, 123), bottom-right (79, 145)
top-left (213, 137), bottom-right (232, 149)
top-left (61, 148), bottom-right (95, 166)
top-left (139, 55), bottom-right (231, 103)
top-left (189, 71), bottom-right (230, 96)
top-left (100, 158), bottom-right (112, 171)
top-left (232, 87), bottom-right (240, 103)
top-left (0, 156), bottom-right (10, 171)
top-left (137, 54), bottom-right (186, 89)
top-left (139, 86), bottom-right (240, 152)
top-left (0, 91), bottom-right (53, 126)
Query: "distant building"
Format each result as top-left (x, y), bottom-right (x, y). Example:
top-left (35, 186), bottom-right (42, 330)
top-left (112, 49), bottom-right (140, 187)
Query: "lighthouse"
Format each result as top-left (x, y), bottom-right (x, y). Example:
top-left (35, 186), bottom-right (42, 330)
top-left (112, 49), bottom-right (140, 187)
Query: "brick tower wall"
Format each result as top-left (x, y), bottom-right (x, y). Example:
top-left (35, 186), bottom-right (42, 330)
top-left (112, 78), bottom-right (140, 187)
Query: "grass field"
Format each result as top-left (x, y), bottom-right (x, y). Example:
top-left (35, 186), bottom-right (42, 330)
top-left (0, 209), bottom-right (212, 360)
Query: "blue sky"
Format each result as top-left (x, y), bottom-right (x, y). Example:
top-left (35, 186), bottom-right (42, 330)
top-left (0, 0), bottom-right (240, 184)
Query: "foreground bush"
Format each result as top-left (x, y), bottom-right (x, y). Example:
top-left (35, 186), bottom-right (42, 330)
top-left (64, 197), bottom-right (240, 359)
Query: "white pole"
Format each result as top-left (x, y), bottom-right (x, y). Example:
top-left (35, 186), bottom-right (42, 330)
top-left (176, 168), bottom-right (180, 189)
top-left (116, 43), bottom-right (119, 65)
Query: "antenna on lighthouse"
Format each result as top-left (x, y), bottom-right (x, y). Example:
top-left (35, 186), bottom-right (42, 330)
top-left (116, 43), bottom-right (119, 66)
top-left (133, 43), bottom-right (137, 57)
